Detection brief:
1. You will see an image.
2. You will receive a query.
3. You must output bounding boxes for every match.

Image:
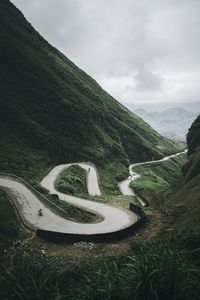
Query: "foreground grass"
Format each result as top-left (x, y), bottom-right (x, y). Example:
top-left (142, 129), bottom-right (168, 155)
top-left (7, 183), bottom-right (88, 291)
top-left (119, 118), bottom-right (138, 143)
top-left (0, 235), bottom-right (199, 300)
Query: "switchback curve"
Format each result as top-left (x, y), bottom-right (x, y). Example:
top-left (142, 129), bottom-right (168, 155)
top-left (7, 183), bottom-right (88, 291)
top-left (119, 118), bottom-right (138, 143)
top-left (0, 151), bottom-right (185, 239)
top-left (0, 163), bottom-right (137, 236)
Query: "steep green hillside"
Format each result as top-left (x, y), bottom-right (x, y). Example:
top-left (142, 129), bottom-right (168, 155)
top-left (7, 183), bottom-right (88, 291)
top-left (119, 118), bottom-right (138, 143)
top-left (0, 0), bottom-right (179, 182)
top-left (130, 154), bottom-right (186, 205)
top-left (183, 115), bottom-right (200, 180)
top-left (166, 115), bottom-right (200, 234)
top-left (0, 190), bottom-right (19, 239)
top-left (187, 115), bottom-right (200, 156)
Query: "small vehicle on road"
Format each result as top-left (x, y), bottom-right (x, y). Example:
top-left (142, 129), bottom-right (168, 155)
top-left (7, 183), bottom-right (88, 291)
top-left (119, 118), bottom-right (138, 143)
top-left (38, 209), bottom-right (43, 216)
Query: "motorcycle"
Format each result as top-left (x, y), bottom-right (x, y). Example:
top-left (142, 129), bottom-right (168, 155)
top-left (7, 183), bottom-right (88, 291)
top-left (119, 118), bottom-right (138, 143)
top-left (38, 209), bottom-right (43, 216)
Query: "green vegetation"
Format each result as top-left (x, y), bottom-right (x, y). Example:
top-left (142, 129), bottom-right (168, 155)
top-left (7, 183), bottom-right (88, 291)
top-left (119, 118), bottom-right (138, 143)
top-left (1, 1), bottom-right (200, 298)
top-left (46, 194), bottom-right (101, 224)
top-left (54, 163), bottom-right (132, 219)
top-left (54, 163), bottom-right (139, 208)
top-left (55, 165), bottom-right (87, 195)
top-left (127, 112), bottom-right (200, 237)
top-left (0, 190), bottom-right (19, 239)
top-left (27, 180), bottom-right (101, 224)
top-left (187, 115), bottom-right (200, 156)
top-left (0, 235), bottom-right (199, 300)
top-left (130, 154), bottom-right (186, 203)
top-left (0, 0), bottom-right (182, 235)
top-left (165, 115), bottom-right (200, 234)
top-left (0, 0), bottom-right (180, 187)
top-left (0, 129), bottom-right (53, 181)
top-left (55, 162), bottom-right (130, 197)
top-left (166, 172), bottom-right (200, 234)
top-left (99, 162), bottom-right (128, 195)
top-left (0, 189), bottom-right (20, 262)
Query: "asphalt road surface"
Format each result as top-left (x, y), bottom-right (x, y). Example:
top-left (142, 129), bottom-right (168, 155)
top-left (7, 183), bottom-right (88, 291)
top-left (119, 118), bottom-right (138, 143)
top-left (0, 151), bottom-right (185, 235)
top-left (0, 163), bottom-right (137, 235)
top-left (118, 150), bottom-right (186, 206)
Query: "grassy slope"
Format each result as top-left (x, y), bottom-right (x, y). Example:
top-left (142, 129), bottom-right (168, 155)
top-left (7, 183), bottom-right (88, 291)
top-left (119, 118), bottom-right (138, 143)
top-left (46, 194), bottom-right (101, 224)
top-left (0, 129), bottom-right (53, 180)
top-left (55, 165), bottom-right (87, 196)
top-left (54, 165), bottom-right (101, 222)
top-left (54, 164), bottom-right (139, 210)
top-left (0, 191), bottom-right (21, 269)
top-left (166, 172), bottom-right (200, 234)
top-left (165, 115), bottom-right (200, 234)
top-left (0, 0), bottom-right (180, 234)
top-left (0, 0), bottom-right (187, 237)
top-left (0, 2), bottom-right (199, 298)
top-left (0, 190), bottom-right (19, 238)
top-left (0, 0), bottom-right (180, 185)
top-left (99, 162), bottom-right (128, 195)
top-left (130, 154), bottom-right (186, 203)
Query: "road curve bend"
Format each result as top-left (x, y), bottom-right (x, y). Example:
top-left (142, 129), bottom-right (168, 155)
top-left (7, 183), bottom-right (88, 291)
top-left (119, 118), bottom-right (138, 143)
top-left (0, 152), bottom-right (185, 236)
top-left (0, 163), bottom-right (137, 235)
top-left (118, 150), bottom-right (186, 204)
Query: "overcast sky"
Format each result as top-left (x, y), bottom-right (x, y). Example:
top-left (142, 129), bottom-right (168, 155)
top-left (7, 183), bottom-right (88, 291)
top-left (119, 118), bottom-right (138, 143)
top-left (12, 0), bottom-right (200, 107)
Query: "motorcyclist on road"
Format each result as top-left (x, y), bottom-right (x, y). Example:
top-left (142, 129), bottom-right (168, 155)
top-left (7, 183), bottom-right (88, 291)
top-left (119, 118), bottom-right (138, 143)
top-left (38, 208), bottom-right (43, 216)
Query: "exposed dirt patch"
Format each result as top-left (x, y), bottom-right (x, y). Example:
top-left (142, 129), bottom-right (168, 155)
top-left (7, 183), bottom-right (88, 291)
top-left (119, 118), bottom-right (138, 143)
top-left (7, 207), bottom-right (170, 260)
top-left (24, 237), bottom-right (132, 258)
top-left (17, 210), bottom-right (167, 258)
top-left (136, 209), bottom-right (172, 240)
top-left (1, 205), bottom-right (170, 262)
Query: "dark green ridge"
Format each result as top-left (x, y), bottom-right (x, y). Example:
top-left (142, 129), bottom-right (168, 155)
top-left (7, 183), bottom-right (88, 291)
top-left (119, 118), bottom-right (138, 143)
top-left (165, 114), bottom-right (200, 235)
top-left (0, 0), bottom-right (180, 183)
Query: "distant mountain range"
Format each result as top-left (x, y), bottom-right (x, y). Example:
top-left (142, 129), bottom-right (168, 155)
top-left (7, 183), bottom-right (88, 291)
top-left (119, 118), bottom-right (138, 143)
top-left (134, 108), bottom-right (198, 140)
top-left (127, 101), bottom-right (200, 113)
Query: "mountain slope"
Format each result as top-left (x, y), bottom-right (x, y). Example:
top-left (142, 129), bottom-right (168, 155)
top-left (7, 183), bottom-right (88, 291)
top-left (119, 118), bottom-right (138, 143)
top-left (0, 0), bottom-right (179, 181)
top-left (166, 115), bottom-right (200, 234)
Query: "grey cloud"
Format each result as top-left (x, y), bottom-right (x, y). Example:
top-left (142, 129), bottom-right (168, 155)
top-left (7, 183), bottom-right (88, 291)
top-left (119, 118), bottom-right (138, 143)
top-left (134, 67), bottom-right (163, 91)
top-left (12, 0), bottom-right (200, 105)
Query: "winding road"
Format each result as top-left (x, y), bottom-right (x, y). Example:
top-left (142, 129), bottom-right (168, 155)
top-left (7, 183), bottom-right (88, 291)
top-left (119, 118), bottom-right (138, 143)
top-left (0, 163), bottom-right (137, 235)
top-left (0, 151), bottom-right (186, 237)
top-left (118, 150), bottom-right (186, 205)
